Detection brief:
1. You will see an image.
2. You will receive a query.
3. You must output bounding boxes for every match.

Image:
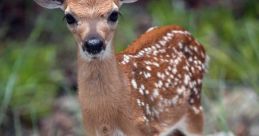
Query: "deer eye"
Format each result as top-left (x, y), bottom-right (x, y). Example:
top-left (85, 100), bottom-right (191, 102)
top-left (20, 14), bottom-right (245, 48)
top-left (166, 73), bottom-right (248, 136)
top-left (108, 11), bottom-right (119, 23)
top-left (64, 14), bottom-right (77, 25)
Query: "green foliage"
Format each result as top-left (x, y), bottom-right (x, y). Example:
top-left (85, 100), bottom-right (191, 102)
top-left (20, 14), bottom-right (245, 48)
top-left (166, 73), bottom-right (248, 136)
top-left (145, 0), bottom-right (259, 133)
top-left (0, 44), bottom-right (61, 118)
top-left (147, 0), bottom-right (259, 90)
top-left (115, 7), bottom-right (139, 52)
top-left (0, 16), bottom-right (63, 123)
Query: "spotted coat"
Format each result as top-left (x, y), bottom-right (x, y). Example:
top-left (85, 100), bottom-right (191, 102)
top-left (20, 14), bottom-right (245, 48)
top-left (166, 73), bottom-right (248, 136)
top-left (117, 25), bottom-right (207, 135)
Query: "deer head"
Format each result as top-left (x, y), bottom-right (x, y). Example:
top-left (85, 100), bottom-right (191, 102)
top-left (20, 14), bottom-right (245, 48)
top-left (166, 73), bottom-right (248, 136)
top-left (34, 0), bottom-right (138, 60)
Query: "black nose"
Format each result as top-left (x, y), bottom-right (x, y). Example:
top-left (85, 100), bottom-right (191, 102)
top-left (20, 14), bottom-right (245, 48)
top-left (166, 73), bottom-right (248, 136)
top-left (83, 37), bottom-right (104, 55)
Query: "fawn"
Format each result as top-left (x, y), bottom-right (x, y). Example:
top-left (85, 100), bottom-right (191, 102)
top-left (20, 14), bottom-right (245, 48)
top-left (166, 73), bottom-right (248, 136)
top-left (34, 0), bottom-right (207, 135)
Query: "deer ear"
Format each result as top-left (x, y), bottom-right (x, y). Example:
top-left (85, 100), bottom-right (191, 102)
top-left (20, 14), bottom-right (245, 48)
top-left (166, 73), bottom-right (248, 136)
top-left (120, 0), bottom-right (138, 5)
top-left (34, 0), bottom-right (64, 9)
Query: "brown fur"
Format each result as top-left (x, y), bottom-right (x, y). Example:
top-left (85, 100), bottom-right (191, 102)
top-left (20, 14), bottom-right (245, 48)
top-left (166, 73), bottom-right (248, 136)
top-left (77, 47), bottom-right (142, 135)
top-left (78, 25), bottom-right (205, 136)
top-left (116, 25), bottom-right (205, 135)
top-left (35, 0), bottom-right (206, 135)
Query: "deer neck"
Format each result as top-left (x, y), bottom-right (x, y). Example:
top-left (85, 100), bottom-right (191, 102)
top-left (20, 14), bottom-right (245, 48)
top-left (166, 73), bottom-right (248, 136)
top-left (77, 47), bottom-right (129, 105)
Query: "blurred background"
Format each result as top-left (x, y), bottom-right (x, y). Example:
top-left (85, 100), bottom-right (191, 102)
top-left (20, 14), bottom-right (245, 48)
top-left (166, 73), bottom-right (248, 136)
top-left (0, 0), bottom-right (258, 136)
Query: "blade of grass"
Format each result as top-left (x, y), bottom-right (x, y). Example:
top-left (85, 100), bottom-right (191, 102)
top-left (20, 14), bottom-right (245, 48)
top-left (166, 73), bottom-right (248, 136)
top-left (13, 109), bottom-right (22, 136)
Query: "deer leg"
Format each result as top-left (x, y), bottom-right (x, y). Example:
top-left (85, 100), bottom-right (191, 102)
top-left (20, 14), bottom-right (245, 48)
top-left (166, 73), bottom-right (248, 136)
top-left (180, 107), bottom-right (204, 136)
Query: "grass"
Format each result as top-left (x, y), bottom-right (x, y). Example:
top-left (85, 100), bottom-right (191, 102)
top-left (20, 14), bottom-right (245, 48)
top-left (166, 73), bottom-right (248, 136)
top-left (0, 14), bottom-right (62, 132)
top-left (147, 0), bottom-right (259, 88)
top-left (0, 16), bottom-right (43, 124)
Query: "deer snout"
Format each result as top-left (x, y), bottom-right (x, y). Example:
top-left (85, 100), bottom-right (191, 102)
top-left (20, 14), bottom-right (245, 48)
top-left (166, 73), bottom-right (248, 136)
top-left (83, 37), bottom-right (105, 55)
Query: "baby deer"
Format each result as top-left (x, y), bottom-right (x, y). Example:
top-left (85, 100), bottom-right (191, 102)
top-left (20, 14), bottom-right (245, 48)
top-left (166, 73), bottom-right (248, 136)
top-left (35, 0), bottom-right (207, 135)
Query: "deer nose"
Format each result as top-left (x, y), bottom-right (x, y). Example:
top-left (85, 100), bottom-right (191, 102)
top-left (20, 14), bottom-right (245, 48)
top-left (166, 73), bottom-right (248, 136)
top-left (83, 37), bottom-right (104, 55)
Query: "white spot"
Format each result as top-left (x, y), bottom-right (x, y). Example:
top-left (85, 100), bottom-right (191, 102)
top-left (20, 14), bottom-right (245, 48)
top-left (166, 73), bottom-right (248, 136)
top-left (184, 75), bottom-right (190, 85)
top-left (163, 36), bottom-right (170, 41)
top-left (171, 30), bottom-right (191, 35)
top-left (165, 83), bottom-right (170, 88)
top-left (146, 66), bottom-right (152, 71)
top-left (143, 116), bottom-right (149, 122)
top-left (194, 46), bottom-right (198, 52)
top-left (139, 88), bottom-right (144, 95)
top-left (177, 86), bottom-right (185, 94)
top-left (152, 62), bottom-right (160, 67)
top-left (172, 68), bottom-right (177, 74)
top-left (157, 80), bottom-right (163, 88)
top-left (192, 106), bottom-right (200, 114)
top-left (133, 62), bottom-right (137, 67)
top-left (191, 67), bottom-right (195, 72)
top-left (153, 89), bottom-right (159, 98)
top-left (184, 47), bottom-right (190, 53)
top-left (153, 50), bottom-right (158, 56)
top-left (136, 99), bottom-right (141, 107)
top-left (121, 55), bottom-right (130, 64)
top-left (140, 84), bottom-right (145, 90)
top-left (159, 40), bottom-right (167, 46)
top-left (194, 60), bottom-right (198, 65)
top-left (131, 79), bottom-right (137, 89)
top-left (178, 42), bottom-right (183, 49)
top-left (113, 129), bottom-right (125, 136)
top-left (145, 104), bottom-right (151, 115)
top-left (141, 101), bottom-right (145, 106)
top-left (146, 26), bottom-right (157, 32)
top-left (172, 96), bottom-right (179, 105)
top-left (188, 57), bottom-right (193, 62)
top-left (144, 72), bottom-right (151, 79)
top-left (155, 44), bottom-right (161, 49)
top-left (166, 32), bottom-right (174, 37)
top-left (199, 106), bottom-right (203, 111)
top-left (190, 98), bottom-right (194, 104)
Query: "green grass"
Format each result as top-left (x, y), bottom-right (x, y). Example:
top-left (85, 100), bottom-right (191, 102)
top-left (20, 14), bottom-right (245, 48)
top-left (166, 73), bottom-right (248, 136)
top-left (148, 0), bottom-right (259, 89)
top-left (0, 15), bottom-right (62, 126)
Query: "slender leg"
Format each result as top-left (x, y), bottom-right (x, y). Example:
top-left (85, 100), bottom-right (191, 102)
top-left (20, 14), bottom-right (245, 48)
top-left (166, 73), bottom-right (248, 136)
top-left (181, 107), bottom-right (204, 136)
